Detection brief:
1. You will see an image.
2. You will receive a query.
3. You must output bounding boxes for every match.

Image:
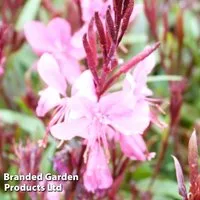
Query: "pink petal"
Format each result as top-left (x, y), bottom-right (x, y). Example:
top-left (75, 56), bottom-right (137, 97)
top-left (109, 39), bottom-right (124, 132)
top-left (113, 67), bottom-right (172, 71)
top-left (110, 100), bottom-right (150, 135)
top-left (81, 0), bottom-right (112, 22)
top-left (36, 87), bottom-right (61, 117)
top-left (24, 21), bottom-right (52, 54)
top-left (123, 73), bottom-right (136, 93)
top-left (69, 96), bottom-right (95, 120)
top-left (47, 18), bottom-right (71, 48)
top-left (120, 134), bottom-right (148, 161)
top-left (83, 143), bottom-right (113, 192)
top-left (100, 91), bottom-right (135, 116)
top-left (133, 52), bottom-right (156, 86)
top-left (123, 72), bottom-right (153, 97)
top-left (37, 53), bottom-right (67, 96)
top-left (81, 0), bottom-right (102, 22)
top-left (55, 54), bottom-right (81, 84)
top-left (50, 118), bottom-right (90, 140)
top-left (71, 70), bottom-right (97, 101)
top-left (70, 25), bottom-right (87, 59)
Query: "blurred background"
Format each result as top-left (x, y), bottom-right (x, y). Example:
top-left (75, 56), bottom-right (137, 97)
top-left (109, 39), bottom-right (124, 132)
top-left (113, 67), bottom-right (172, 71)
top-left (0, 0), bottom-right (200, 199)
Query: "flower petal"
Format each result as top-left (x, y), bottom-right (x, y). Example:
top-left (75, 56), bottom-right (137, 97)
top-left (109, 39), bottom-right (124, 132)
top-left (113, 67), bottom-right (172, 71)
top-left (133, 52), bottom-right (156, 81)
top-left (24, 21), bottom-right (52, 54)
top-left (70, 25), bottom-right (87, 59)
top-left (37, 53), bottom-right (67, 96)
top-left (110, 100), bottom-right (150, 135)
top-left (55, 54), bottom-right (81, 84)
top-left (50, 118), bottom-right (90, 140)
top-left (71, 70), bottom-right (97, 101)
top-left (36, 87), bottom-right (61, 117)
top-left (47, 18), bottom-right (71, 47)
top-left (83, 143), bottom-right (113, 192)
top-left (100, 91), bottom-right (135, 116)
top-left (120, 134), bottom-right (149, 161)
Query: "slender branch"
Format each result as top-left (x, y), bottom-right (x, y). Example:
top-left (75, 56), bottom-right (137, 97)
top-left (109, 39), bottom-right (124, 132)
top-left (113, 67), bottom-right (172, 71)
top-left (99, 42), bottom-right (160, 96)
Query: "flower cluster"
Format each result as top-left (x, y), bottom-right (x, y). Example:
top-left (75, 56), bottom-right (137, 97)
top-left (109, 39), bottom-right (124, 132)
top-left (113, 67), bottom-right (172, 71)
top-left (24, 0), bottom-right (162, 193)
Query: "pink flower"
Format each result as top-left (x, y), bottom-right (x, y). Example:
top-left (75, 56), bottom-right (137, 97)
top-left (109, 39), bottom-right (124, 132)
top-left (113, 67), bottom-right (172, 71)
top-left (50, 70), bottom-right (149, 144)
top-left (24, 18), bottom-right (84, 84)
top-left (122, 53), bottom-right (157, 119)
top-left (36, 53), bottom-right (69, 123)
top-left (83, 142), bottom-right (113, 192)
top-left (123, 52), bottom-right (167, 129)
top-left (123, 52), bottom-right (156, 99)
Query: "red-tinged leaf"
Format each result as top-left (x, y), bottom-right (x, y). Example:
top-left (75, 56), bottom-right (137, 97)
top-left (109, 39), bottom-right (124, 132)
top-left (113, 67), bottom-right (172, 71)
top-left (88, 18), bottom-right (97, 66)
top-left (113, 0), bottom-right (123, 15)
top-left (122, 0), bottom-right (130, 16)
top-left (106, 7), bottom-right (116, 43)
top-left (188, 130), bottom-right (199, 187)
top-left (120, 42), bottom-right (160, 73)
top-left (118, 0), bottom-right (134, 43)
top-left (113, 0), bottom-right (123, 34)
top-left (172, 156), bottom-right (188, 200)
top-left (95, 12), bottom-right (107, 58)
top-left (83, 34), bottom-right (99, 84)
top-left (83, 34), bottom-right (94, 66)
top-left (113, 0), bottom-right (118, 15)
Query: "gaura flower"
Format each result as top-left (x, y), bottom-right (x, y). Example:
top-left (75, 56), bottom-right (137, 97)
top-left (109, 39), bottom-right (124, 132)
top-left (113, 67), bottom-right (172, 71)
top-left (50, 68), bottom-right (154, 192)
top-left (123, 51), bottom-right (156, 100)
top-left (24, 17), bottom-right (84, 84)
top-left (122, 52), bottom-right (166, 128)
top-left (50, 70), bottom-right (149, 144)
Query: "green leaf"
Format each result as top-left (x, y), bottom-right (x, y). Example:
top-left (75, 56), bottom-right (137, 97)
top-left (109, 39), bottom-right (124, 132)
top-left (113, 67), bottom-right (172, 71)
top-left (132, 163), bottom-right (153, 181)
top-left (184, 11), bottom-right (200, 39)
top-left (137, 178), bottom-right (181, 199)
top-left (3, 44), bottom-right (37, 103)
top-left (16, 0), bottom-right (41, 31)
top-left (0, 191), bottom-right (15, 200)
top-left (0, 109), bottom-right (45, 139)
